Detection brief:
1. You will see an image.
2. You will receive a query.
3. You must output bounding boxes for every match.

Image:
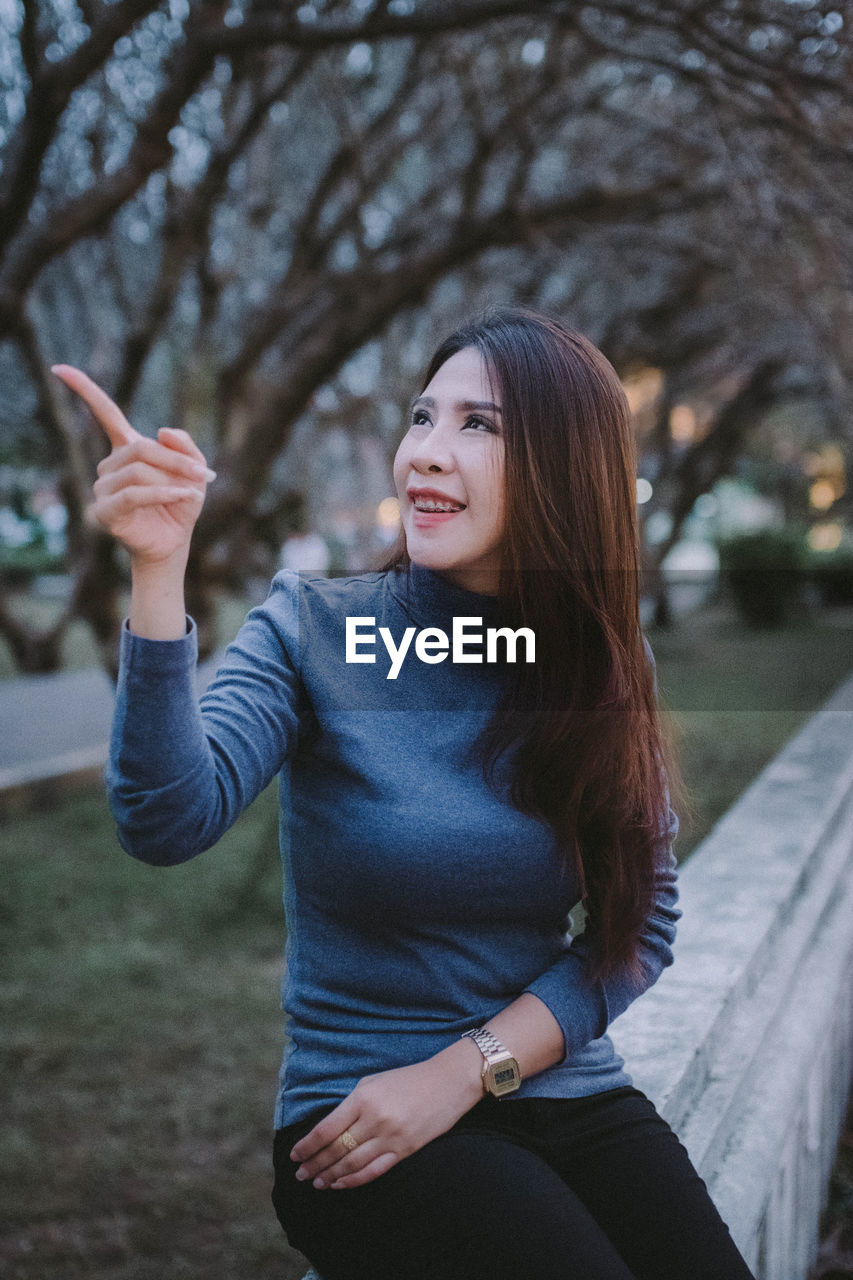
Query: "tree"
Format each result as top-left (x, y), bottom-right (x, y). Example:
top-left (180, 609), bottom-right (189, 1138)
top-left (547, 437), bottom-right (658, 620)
top-left (1, 0), bottom-right (850, 673)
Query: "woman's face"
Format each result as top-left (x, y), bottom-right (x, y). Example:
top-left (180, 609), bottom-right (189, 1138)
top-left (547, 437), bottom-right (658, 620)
top-left (392, 345), bottom-right (506, 596)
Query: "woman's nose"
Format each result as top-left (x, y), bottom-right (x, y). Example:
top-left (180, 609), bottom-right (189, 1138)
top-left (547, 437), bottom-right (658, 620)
top-left (409, 422), bottom-right (455, 472)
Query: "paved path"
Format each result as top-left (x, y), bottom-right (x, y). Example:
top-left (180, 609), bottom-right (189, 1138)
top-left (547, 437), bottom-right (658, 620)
top-left (0, 652), bottom-right (223, 791)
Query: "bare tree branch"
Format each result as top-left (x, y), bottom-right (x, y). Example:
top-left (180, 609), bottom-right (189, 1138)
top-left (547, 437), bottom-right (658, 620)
top-left (194, 170), bottom-right (721, 553)
top-left (0, 0), bottom-right (163, 248)
top-left (2, 0), bottom-right (848, 671)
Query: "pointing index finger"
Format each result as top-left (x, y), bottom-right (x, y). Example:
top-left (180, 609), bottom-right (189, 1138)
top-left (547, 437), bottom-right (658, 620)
top-left (51, 364), bottom-right (139, 448)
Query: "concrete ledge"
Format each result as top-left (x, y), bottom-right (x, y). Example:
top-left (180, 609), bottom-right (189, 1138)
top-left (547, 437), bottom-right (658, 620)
top-left (611, 666), bottom-right (853, 1279)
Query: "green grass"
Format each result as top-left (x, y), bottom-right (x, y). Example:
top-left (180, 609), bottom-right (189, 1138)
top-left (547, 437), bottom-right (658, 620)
top-left (1, 598), bottom-right (851, 1278)
top-left (646, 598), bottom-right (853, 853)
top-left (0, 785), bottom-right (301, 1279)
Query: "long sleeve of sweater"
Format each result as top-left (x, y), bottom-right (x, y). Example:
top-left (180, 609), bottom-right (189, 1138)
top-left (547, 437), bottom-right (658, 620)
top-left (105, 572), bottom-right (306, 865)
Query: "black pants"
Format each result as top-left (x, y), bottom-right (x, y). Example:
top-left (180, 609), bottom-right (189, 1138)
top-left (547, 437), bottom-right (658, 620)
top-left (271, 1085), bottom-right (757, 1280)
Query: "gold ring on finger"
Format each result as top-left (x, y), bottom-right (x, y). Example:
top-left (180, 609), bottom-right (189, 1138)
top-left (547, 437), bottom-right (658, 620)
top-left (339, 1129), bottom-right (359, 1152)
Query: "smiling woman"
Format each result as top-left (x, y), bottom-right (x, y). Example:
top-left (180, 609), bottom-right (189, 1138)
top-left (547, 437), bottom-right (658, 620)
top-left (393, 345), bottom-right (507, 598)
top-left (51, 305), bottom-right (756, 1280)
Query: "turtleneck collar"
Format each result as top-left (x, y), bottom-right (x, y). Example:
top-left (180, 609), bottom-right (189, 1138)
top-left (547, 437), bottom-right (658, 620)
top-left (387, 559), bottom-right (508, 631)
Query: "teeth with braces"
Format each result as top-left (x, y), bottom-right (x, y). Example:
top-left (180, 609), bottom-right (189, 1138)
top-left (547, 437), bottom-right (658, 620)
top-left (414, 500), bottom-right (465, 512)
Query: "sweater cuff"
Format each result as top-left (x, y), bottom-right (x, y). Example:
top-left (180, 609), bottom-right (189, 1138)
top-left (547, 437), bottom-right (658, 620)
top-left (119, 615), bottom-right (198, 675)
top-left (522, 949), bottom-right (608, 1065)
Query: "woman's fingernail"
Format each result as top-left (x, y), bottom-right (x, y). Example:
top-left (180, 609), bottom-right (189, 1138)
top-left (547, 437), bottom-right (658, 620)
top-left (295, 1168), bottom-right (308, 1181)
top-left (203, 468), bottom-right (217, 482)
top-left (313, 1178), bottom-right (325, 1189)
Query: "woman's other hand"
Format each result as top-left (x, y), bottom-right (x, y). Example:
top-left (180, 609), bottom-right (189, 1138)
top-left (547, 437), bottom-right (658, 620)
top-left (288, 1056), bottom-right (483, 1191)
top-left (51, 364), bottom-right (216, 569)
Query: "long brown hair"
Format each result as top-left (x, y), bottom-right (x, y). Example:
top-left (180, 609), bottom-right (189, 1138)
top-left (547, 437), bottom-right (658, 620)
top-left (377, 305), bottom-right (688, 986)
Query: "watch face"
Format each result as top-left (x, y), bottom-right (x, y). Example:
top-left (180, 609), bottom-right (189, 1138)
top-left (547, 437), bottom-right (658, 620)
top-left (490, 1060), bottom-right (521, 1096)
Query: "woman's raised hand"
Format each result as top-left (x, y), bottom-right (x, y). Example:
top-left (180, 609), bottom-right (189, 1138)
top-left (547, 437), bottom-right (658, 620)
top-left (51, 364), bottom-right (216, 568)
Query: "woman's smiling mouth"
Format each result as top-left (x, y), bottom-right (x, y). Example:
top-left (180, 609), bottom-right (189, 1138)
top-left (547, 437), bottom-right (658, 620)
top-left (411, 507), bottom-right (466, 526)
top-left (404, 481), bottom-right (466, 522)
top-left (407, 486), bottom-right (467, 511)
top-left (407, 485), bottom-right (468, 526)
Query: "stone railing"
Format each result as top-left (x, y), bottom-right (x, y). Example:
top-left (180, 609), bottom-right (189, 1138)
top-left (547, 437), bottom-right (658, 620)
top-left (299, 666), bottom-right (853, 1280)
top-left (610, 665), bottom-right (853, 1279)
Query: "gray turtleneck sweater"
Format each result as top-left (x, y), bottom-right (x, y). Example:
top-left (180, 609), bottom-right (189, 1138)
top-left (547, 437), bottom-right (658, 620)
top-left (106, 562), bottom-right (680, 1128)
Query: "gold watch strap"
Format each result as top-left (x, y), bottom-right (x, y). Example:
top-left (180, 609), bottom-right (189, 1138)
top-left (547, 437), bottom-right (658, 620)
top-left (461, 1027), bottom-right (510, 1062)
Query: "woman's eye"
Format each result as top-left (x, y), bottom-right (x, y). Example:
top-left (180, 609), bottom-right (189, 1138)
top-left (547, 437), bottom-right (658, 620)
top-left (408, 411), bottom-right (498, 433)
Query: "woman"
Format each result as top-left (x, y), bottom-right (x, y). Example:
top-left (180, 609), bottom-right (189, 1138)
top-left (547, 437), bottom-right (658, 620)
top-left (52, 307), bottom-right (756, 1280)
